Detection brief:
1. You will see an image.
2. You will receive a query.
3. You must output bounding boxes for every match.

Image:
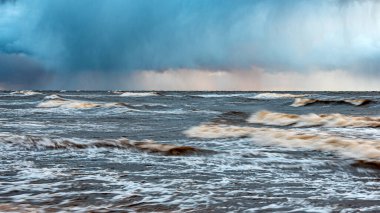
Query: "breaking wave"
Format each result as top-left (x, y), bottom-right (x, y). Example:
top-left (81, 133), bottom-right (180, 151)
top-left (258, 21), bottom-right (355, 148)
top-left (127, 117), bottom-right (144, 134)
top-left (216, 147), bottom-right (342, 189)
top-left (10, 90), bottom-right (42, 96)
top-left (252, 93), bottom-right (305, 100)
top-left (119, 92), bottom-right (159, 97)
top-left (192, 93), bottom-right (248, 98)
top-left (37, 97), bottom-right (130, 109)
top-left (184, 123), bottom-right (380, 163)
top-left (44, 94), bottom-right (63, 100)
top-left (291, 98), bottom-right (372, 107)
top-left (0, 135), bottom-right (207, 156)
top-left (248, 111), bottom-right (380, 128)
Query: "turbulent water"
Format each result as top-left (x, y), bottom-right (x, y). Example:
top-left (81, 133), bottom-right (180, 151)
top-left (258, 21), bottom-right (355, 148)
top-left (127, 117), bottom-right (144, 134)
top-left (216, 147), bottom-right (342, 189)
top-left (1, 91), bottom-right (380, 212)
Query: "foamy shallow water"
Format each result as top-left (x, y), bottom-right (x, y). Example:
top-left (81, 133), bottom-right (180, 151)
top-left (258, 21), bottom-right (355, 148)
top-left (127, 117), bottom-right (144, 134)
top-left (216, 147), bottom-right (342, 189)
top-left (0, 91), bottom-right (380, 212)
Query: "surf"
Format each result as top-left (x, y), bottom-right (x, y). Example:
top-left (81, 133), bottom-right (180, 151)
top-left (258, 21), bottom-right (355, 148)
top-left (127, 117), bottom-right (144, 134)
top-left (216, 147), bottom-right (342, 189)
top-left (184, 123), bottom-right (380, 163)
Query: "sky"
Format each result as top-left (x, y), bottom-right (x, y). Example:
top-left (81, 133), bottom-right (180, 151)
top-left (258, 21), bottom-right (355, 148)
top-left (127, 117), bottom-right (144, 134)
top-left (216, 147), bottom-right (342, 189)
top-left (0, 0), bottom-right (380, 90)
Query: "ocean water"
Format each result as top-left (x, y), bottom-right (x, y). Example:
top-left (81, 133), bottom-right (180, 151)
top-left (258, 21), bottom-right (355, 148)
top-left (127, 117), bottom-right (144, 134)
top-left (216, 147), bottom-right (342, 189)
top-left (0, 90), bottom-right (380, 212)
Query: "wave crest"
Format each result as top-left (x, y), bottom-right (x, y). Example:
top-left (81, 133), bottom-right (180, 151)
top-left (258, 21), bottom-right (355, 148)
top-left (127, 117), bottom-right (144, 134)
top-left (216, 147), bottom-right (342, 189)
top-left (37, 97), bottom-right (130, 109)
top-left (0, 135), bottom-right (207, 156)
top-left (44, 94), bottom-right (62, 99)
top-left (11, 90), bottom-right (42, 96)
top-left (291, 98), bottom-right (372, 107)
top-left (248, 111), bottom-right (380, 128)
top-left (252, 93), bottom-right (305, 99)
top-left (119, 92), bottom-right (159, 97)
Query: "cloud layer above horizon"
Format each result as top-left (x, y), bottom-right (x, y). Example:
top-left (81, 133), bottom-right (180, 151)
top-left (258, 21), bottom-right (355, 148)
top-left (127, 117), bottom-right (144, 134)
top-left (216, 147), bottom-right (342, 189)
top-left (0, 0), bottom-right (380, 89)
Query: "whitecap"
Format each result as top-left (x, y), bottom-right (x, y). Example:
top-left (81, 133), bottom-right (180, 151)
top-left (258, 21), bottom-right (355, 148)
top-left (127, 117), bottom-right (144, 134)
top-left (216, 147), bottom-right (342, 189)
top-left (252, 92), bottom-right (305, 99)
top-left (37, 97), bottom-right (130, 109)
top-left (193, 93), bottom-right (249, 98)
top-left (119, 92), bottom-right (158, 97)
top-left (11, 90), bottom-right (43, 96)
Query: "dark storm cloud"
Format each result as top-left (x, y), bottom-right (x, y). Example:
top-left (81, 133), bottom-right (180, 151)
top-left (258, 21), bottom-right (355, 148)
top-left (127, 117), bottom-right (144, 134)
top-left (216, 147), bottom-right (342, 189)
top-left (0, 54), bottom-right (51, 89)
top-left (0, 0), bottom-right (380, 89)
top-left (23, 0), bottom-right (262, 72)
top-left (3, 0), bottom-right (377, 74)
top-left (0, 0), bottom-right (16, 4)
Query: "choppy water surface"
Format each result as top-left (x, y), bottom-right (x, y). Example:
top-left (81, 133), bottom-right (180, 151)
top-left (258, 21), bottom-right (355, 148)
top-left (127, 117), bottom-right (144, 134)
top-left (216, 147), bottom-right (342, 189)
top-left (1, 91), bottom-right (380, 212)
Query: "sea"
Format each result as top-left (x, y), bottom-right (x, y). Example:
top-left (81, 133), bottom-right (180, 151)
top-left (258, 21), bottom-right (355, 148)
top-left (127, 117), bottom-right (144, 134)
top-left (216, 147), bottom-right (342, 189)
top-left (0, 90), bottom-right (380, 212)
